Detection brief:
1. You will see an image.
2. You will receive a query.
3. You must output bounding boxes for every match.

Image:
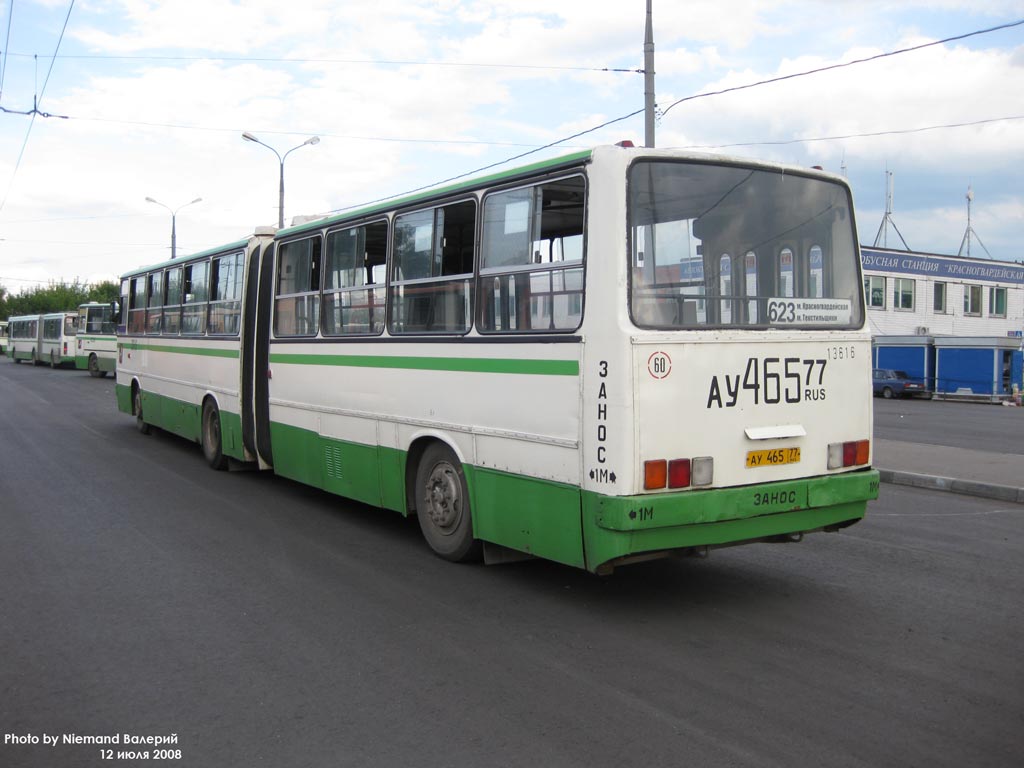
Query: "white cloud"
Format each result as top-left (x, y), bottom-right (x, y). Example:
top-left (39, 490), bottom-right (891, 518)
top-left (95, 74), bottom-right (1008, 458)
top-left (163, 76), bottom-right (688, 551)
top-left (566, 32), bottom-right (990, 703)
top-left (1, 0), bottom-right (1022, 293)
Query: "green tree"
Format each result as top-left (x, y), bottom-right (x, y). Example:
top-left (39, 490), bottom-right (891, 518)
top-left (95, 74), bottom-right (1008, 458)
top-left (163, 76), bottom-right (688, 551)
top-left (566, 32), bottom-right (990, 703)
top-left (2, 280), bottom-right (117, 319)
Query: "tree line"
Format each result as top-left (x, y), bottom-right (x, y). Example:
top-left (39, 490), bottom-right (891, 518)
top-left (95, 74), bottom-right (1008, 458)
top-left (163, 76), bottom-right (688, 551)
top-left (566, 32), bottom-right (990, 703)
top-left (0, 281), bottom-right (120, 321)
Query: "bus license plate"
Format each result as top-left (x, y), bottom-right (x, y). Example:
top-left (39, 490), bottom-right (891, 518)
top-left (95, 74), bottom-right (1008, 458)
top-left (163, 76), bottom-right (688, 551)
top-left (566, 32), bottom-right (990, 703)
top-left (746, 448), bottom-right (801, 468)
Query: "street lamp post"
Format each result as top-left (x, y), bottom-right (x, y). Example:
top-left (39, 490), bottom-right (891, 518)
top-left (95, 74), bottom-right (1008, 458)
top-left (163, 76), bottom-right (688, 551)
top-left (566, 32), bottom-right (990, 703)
top-left (145, 196), bottom-right (202, 259)
top-left (241, 132), bottom-right (320, 228)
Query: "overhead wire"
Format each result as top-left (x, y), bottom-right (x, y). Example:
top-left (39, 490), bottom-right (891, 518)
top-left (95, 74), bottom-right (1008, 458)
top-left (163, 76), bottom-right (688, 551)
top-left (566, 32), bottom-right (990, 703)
top-left (1, 15), bottom-right (1021, 227)
top-left (0, 0), bottom-right (14, 103)
top-left (0, 0), bottom-right (76, 214)
top-left (0, 49), bottom-right (640, 74)
top-left (659, 18), bottom-right (1024, 118)
top-left (324, 18), bottom-right (1024, 212)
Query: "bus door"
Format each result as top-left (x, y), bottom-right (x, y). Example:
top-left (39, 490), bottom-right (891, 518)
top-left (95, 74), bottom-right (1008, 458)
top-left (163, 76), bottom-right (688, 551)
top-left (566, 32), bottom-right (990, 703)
top-left (252, 242), bottom-right (276, 467)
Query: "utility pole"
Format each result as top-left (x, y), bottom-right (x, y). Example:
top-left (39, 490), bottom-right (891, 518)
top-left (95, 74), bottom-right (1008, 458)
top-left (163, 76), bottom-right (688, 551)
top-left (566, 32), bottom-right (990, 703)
top-left (644, 0), bottom-right (656, 148)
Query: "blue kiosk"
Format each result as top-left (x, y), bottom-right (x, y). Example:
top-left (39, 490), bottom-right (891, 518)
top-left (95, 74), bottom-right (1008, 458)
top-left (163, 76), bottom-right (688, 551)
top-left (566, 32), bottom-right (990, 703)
top-left (873, 335), bottom-right (936, 389)
top-left (933, 336), bottom-right (1023, 402)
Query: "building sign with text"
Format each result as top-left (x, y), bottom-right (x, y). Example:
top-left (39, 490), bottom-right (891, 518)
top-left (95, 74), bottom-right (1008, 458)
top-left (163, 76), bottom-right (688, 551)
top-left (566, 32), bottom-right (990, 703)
top-left (861, 247), bottom-right (1024, 286)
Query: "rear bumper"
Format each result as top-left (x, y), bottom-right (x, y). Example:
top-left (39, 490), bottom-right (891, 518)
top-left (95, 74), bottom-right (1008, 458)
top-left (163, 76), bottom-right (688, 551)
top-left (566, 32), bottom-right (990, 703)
top-left (582, 469), bottom-right (879, 572)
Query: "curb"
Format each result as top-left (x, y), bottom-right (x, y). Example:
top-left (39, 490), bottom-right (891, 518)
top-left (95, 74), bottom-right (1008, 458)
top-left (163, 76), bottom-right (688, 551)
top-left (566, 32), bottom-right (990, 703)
top-left (878, 469), bottom-right (1024, 504)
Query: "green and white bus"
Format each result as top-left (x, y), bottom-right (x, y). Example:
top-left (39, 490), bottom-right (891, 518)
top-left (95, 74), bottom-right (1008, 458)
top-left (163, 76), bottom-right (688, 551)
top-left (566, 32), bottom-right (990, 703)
top-left (76, 302), bottom-right (118, 377)
top-left (8, 315), bottom-right (39, 363)
top-left (8, 312), bottom-right (77, 367)
top-left (41, 312), bottom-right (79, 368)
top-left (117, 145), bottom-right (879, 573)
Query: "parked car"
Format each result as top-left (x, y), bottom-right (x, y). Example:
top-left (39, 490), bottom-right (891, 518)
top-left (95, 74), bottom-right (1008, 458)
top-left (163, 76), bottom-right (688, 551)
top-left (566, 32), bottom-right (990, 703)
top-left (872, 368), bottom-right (929, 399)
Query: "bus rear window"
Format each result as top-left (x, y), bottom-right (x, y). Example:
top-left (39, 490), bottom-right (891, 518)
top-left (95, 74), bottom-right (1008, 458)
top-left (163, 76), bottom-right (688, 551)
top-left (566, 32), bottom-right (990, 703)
top-left (628, 161), bottom-right (863, 330)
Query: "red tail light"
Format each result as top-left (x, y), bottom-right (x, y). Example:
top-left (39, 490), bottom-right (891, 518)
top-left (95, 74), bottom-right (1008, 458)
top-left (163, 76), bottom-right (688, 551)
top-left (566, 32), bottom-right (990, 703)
top-left (668, 459), bottom-right (691, 489)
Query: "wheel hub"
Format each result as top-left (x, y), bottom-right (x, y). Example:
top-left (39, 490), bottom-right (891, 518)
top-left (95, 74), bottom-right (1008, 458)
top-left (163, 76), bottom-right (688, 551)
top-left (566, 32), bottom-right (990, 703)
top-left (426, 464), bottom-right (461, 531)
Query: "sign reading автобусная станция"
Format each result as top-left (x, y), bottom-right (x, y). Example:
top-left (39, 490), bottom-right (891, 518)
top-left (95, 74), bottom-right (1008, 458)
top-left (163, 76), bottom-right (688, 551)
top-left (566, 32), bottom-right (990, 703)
top-left (862, 248), bottom-right (1024, 285)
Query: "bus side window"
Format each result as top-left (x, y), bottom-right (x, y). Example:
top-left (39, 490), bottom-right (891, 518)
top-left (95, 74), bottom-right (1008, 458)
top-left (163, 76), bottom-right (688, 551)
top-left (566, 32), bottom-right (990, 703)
top-left (146, 272), bottom-right (163, 334)
top-left (479, 176), bottom-right (585, 333)
top-left (274, 237), bottom-right (322, 337)
top-left (323, 221), bottom-right (387, 336)
top-left (182, 260), bottom-right (209, 335)
top-left (210, 251), bottom-right (245, 336)
top-left (390, 201), bottom-right (475, 334)
top-left (128, 277), bottom-right (146, 334)
top-left (163, 266), bottom-right (183, 335)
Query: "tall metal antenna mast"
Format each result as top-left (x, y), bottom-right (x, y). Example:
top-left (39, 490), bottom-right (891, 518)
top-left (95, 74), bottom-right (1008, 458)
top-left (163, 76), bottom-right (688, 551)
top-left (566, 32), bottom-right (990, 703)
top-left (957, 186), bottom-right (993, 259)
top-left (872, 169), bottom-right (910, 250)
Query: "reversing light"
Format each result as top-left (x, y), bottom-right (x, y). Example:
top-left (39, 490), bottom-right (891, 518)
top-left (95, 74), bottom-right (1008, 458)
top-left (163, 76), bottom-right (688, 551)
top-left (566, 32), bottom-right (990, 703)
top-left (692, 457), bottom-right (715, 487)
top-left (828, 439), bottom-right (870, 469)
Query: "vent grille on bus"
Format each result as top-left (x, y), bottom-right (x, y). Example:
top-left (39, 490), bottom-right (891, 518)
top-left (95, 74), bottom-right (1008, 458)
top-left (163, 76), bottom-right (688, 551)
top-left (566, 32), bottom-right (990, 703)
top-left (324, 445), bottom-right (344, 479)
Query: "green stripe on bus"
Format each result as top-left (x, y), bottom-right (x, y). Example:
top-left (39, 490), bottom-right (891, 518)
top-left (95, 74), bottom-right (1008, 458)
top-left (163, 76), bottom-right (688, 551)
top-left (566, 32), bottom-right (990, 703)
top-left (268, 353), bottom-right (579, 376)
top-left (120, 342), bottom-right (240, 359)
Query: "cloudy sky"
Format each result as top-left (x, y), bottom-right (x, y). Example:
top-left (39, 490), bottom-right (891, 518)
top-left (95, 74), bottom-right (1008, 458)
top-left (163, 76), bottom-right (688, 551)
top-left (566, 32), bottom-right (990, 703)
top-left (0, 0), bottom-right (1022, 293)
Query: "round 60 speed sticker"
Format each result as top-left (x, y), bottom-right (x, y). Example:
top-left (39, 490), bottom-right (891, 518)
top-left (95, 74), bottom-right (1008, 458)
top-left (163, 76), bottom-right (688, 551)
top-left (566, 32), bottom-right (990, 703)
top-left (647, 351), bottom-right (672, 379)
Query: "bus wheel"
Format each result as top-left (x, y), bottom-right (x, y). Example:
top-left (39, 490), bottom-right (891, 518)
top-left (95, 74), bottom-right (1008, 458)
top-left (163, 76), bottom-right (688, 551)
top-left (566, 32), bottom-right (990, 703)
top-left (88, 354), bottom-right (104, 378)
top-left (201, 400), bottom-right (228, 471)
top-left (414, 443), bottom-right (482, 562)
top-left (134, 387), bottom-right (151, 435)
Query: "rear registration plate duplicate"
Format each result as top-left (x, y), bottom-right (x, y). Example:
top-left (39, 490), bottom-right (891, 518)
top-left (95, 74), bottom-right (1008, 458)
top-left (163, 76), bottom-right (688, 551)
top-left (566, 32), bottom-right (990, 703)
top-left (746, 447), bottom-right (801, 468)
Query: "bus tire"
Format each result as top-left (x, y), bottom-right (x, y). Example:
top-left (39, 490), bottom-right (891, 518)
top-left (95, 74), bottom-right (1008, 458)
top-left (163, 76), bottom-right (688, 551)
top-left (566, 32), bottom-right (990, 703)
top-left (414, 443), bottom-right (482, 563)
top-left (88, 354), bottom-right (104, 378)
top-left (134, 386), bottom-right (151, 435)
top-left (201, 399), bottom-right (228, 471)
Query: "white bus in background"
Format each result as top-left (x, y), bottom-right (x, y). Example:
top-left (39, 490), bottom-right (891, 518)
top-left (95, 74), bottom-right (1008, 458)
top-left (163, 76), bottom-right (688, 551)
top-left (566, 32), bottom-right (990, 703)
top-left (0, 320), bottom-right (8, 357)
top-left (40, 312), bottom-right (78, 368)
top-left (76, 302), bottom-right (118, 377)
top-left (117, 145), bottom-right (879, 574)
top-left (8, 315), bottom-right (39, 363)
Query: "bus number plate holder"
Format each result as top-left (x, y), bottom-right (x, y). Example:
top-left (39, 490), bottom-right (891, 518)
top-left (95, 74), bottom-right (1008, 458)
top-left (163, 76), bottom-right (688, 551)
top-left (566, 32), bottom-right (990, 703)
top-left (746, 448), bottom-right (801, 468)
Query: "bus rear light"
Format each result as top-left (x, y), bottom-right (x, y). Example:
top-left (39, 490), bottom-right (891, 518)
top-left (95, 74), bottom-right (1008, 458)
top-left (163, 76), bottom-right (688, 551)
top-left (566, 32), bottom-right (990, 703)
top-left (645, 457), bottom-right (714, 490)
top-left (692, 457), bottom-right (714, 486)
top-left (828, 439), bottom-right (870, 469)
top-left (854, 439), bottom-right (870, 465)
top-left (644, 460), bottom-right (667, 489)
top-left (668, 459), bottom-right (690, 488)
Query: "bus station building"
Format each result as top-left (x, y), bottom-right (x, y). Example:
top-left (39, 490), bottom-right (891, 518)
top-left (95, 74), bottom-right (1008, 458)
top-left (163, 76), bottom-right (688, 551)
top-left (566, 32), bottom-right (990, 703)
top-left (862, 246), bottom-right (1024, 400)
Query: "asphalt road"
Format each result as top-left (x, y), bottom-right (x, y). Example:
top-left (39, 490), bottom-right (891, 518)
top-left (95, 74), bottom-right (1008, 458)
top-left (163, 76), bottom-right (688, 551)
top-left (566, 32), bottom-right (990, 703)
top-left (1, 359), bottom-right (1022, 768)
top-left (874, 395), bottom-right (1024, 455)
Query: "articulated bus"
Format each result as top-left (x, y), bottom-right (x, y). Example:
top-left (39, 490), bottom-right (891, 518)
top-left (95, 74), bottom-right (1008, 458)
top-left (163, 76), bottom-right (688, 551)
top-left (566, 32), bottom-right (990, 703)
top-left (76, 302), bottom-right (118, 377)
top-left (116, 145), bottom-right (879, 573)
top-left (9, 312), bottom-right (78, 367)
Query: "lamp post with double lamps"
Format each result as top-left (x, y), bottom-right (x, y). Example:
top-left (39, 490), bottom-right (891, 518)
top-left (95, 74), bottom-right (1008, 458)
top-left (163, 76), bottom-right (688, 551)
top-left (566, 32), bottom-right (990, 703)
top-left (241, 132), bottom-right (320, 228)
top-left (145, 196), bottom-right (202, 260)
